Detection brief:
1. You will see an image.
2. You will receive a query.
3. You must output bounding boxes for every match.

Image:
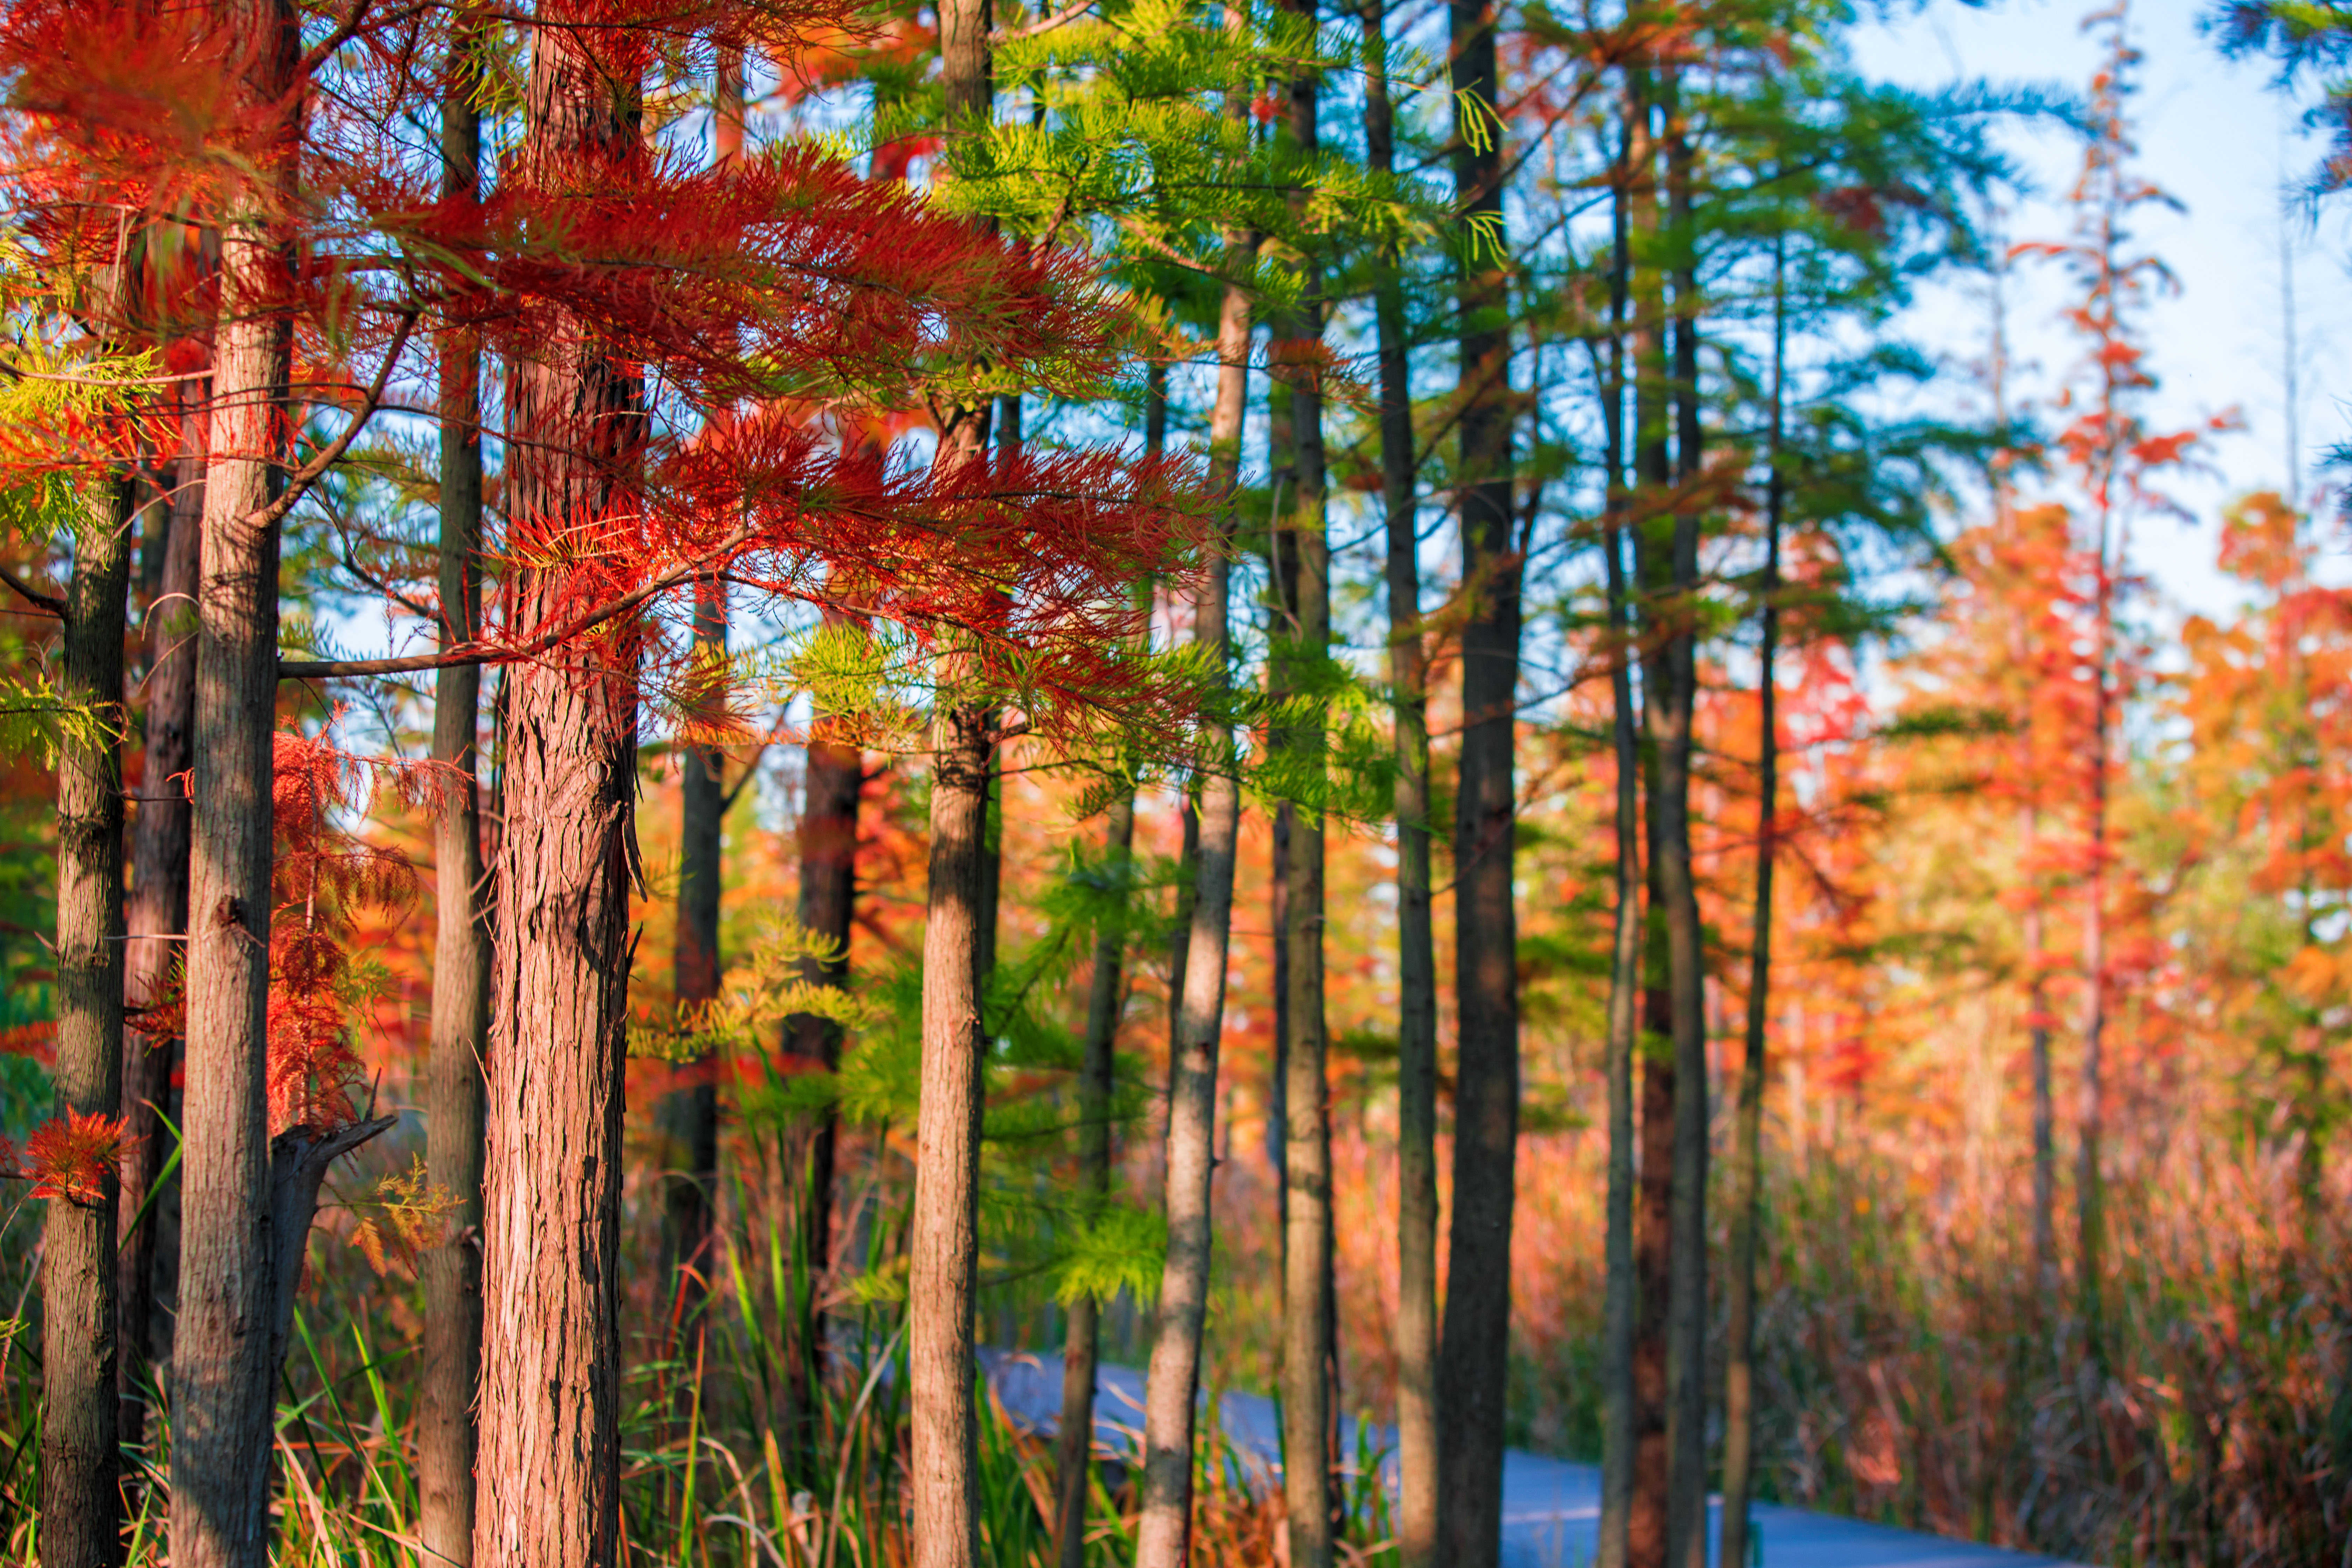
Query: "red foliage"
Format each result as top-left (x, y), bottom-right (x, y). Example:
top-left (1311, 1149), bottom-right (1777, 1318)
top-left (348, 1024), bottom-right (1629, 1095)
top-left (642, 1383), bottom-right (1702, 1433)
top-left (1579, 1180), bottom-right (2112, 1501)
top-left (13, 1108), bottom-right (134, 1204)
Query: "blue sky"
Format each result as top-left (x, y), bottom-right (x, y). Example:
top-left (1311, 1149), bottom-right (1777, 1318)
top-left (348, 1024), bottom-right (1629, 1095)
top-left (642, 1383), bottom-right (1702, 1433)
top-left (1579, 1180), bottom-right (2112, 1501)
top-left (1852, 0), bottom-right (2352, 618)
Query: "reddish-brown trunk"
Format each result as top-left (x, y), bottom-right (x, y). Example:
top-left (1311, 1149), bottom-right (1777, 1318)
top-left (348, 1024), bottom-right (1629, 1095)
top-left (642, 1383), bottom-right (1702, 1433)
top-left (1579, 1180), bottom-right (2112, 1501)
top-left (1629, 976), bottom-right (1674, 1568)
top-left (169, 1), bottom-right (298, 1546)
top-left (472, 15), bottom-right (644, 1563)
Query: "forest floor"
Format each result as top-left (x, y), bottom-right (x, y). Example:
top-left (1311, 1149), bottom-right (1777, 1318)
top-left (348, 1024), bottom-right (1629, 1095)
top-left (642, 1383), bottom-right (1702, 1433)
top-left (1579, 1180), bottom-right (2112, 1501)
top-left (981, 1351), bottom-right (2089, 1568)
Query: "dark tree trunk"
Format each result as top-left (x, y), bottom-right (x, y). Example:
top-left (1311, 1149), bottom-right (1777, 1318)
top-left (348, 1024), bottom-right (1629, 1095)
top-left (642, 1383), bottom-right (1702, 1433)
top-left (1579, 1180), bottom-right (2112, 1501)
top-left (472, 15), bottom-right (645, 1563)
top-left (1660, 70), bottom-right (1710, 1568)
top-left (43, 474), bottom-right (133, 1568)
top-left (1363, 2), bottom-right (1436, 1559)
top-left (1273, 9), bottom-right (1337, 1550)
top-left (1719, 243), bottom-right (1785, 1568)
top-left (1133, 241), bottom-right (1251, 1568)
top-left (119, 400), bottom-right (201, 1441)
top-left (169, 0), bottom-right (298, 1548)
top-left (661, 573), bottom-right (725, 1335)
top-left (785, 709), bottom-right (858, 1466)
top-left (1054, 787), bottom-right (1135, 1568)
top-left (1436, 0), bottom-right (1521, 1560)
top-left (1596, 114), bottom-right (1641, 1568)
top-left (420, 24), bottom-right (489, 1560)
top-left (1624, 63), bottom-right (1674, 1568)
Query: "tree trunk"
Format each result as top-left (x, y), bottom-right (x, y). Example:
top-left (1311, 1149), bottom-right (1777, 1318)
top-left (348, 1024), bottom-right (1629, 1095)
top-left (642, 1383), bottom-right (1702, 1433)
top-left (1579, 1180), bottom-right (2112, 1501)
top-left (119, 399), bottom-right (202, 1441)
top-left (661, 574), bottom-right (724, 1334)
top-left (1719, 244), bottom-right (1784, 1568)
top-left (1363, 3), bottom-right (1437, 1560)
top-left (2079, 518), bottom-right (2110, 1363)
top-left (1595, 109), bottom-right (1642, 1567)
top-left (419, 26), bottom-right (490, 1560)
top-left (909, 4), bottom-right (993, 1558)
top-left (473, 15), bottom-right (645, 1563)
top-left (1437, 0), bottom-right (1521, 1559)
top-left (1625, 64), bottom-right (1673, 1568)
top-left (169, 0), bottom-right (298, 1545)
top-left (911, 695), bottom-right (990, 1568)
top-left (42, 473), bottom-right (133, 1568)
top-left (1274, 13), bottom-right (1337, 1550)
top-left (1660, 68), bottom-right (1711, 1568)
top-left (1133, 242), bottom-right (1251, 1568)
top-left (786, 707), bottom-right (858, 1468)
top-left (1054, 787), bottom-right (1135, 1568)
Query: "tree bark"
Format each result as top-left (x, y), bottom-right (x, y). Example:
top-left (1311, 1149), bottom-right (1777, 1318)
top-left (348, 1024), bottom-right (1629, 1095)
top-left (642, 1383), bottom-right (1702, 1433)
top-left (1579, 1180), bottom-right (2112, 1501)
top-left (42, 472), bottom-right (133, 1568)
top-left (661, 573), bottom-right (724, 1335)
top-left (420, 24), bottom-right (489, 1560)
top-left (1273, 10), bottom-right (1337, 1552)
top-left (169, 0), bottom-right (298, 1547)
top-left (119, 399), bottom-right (202, 1442)
top-left (1436, 0), bottom-right (1521, 1559)
top-left (1625, 62), bottom-right (1675, 1568)
top-left (911, 696), bottom-right (990, 1568)
top-left (1363, 3), bottom-right (1437, 1560)
top-left (1054, 787), bottom-right (1135, 1568)
top-left (1659, 66), bottom-right (1711, 1568)
top-left (472, 15), bottom-right (645, 1563)
top-left (1133, 243), bottom-right (1251, 1568)
top-left (909, 5), bottom-right (993, 1559)
top-left (1596, 111), bottom-right (1640, 1568)
top-left (785, 706), bottom-right (858, 1467)
top-left (1719, 244), bottom-right (1785, 1568)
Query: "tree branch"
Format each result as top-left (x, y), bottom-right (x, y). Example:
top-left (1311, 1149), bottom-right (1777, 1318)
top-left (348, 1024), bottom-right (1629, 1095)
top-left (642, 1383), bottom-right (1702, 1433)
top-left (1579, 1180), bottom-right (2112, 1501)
top-left (0, 565), bottom-right (66, 619)
top-left (279, 526), bottom-right (756, 681)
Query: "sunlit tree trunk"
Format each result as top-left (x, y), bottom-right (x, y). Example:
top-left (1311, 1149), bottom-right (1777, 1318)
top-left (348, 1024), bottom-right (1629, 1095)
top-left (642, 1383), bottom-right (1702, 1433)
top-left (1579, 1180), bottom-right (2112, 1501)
top-left (420, 22), bottom-right (489, 1559)
top-left (473, 14), bottom-right (645, 1563)
top-left (170, 1), bottom-right (299, 1552)
top-left (1363, 4), bottom-right (1437, 1561)
top-left (1437, 0), bottom-right (1522, 1557)
top-left (1133, 237), bottom-right (1252, 1568)
top-left (1719, 239), bottom-right (1786, 1568)
top-left (43, 472), bottom-right (132, 1568)
top-left (909, 10), bottom-right (994, 1560)
top-left (119, 396), bottom-right (201, 1443)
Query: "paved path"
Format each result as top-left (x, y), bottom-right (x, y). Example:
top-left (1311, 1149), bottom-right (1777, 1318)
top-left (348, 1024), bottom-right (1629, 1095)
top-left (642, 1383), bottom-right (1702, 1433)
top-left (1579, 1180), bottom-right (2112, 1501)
top-left (980, 1350), bottom-right (2083, 1568)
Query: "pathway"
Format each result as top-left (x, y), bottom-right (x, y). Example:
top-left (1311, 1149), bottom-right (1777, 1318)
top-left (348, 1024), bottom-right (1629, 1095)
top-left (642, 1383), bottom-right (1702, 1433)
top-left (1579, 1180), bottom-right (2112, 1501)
top-left (979, 1350), bottom-right (2085, 1568)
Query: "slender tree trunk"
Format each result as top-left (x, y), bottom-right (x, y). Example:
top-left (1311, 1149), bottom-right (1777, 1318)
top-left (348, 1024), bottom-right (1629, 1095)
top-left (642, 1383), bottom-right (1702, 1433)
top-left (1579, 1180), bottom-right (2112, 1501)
top-left (169, 0), bottom-right (299, 1546)
top-left (658, 47), bottom-right (743, 1355)
top-left (42, 473), bottom-right (133, 1568)
top-left (786, 706), bottom-right (858, 1466)
top-left (911, 692), bottom-right (990, 1568)
top-left (909, 5), bottom-right (994, 1558)
top-left (474, 15), bottom-right (645, 1563)
top-left (1054, 788), bottom-right (1135, 1568)
top-left (1437, 0), bottom-right (1521, 1557)
top-left (1624, 64), bottom-right (1673, 1568)
top-left (2078, 517), bottom-right (2110, 1363)
top-left (1133, 242), bottom-right (1252, 1568)
top-left (2026, 830), bottom-right (2055, 1301)
top-left (1719, 244), bottom-right (1785, 1568)
top-left (661, 573), bottom-right (725, 1333)
top-left (1363, 4), bottom-right (1437, 1560)
top-left (119, 397), bottom-right (202, 1440)
top-left (1273, 12), bottom-right (1337, 1550)
top-left (1266, 366), bottom-right (1293, 1193)
top-left (420, 26), bottom-right (489, 1559)
top-left (1659, 68), bottom-right (1711, 1568)
top-left (1596, 120), bottom-right (1641, 1568)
